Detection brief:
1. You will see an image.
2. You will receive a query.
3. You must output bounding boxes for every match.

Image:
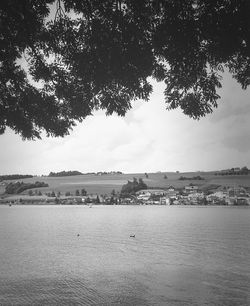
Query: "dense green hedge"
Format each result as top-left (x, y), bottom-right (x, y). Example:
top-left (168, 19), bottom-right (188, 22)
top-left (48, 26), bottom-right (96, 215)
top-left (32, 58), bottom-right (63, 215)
top-left (5, 181), bottom-right (48, 194)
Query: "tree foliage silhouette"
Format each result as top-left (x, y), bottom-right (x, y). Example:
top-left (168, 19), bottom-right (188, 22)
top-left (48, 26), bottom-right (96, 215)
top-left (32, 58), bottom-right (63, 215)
top-left (1, 0), bottom-right (250, 139)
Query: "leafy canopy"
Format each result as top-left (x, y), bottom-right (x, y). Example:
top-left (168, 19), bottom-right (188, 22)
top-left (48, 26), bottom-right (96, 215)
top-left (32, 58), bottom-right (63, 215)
top-left (1, 0), bottom-right (250, 139)
top-left (121, 177), bottom-right (147, 195)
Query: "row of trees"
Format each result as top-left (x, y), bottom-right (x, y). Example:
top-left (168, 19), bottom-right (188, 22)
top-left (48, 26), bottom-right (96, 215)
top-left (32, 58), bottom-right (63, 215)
top-left (28, 189), bottom-right (43, 196)
top-left (0, 174), bottom-right (33, 181)
top-left (35, 189), bottom-right (87, 197)
top-left (215, 167), bottom-right (249, 176)
top-left (72, 189), bottom-right (87, 196)
top-left (48, 171), bottom-right (83, 177)
top-left (179, 175), bottom-right (204, 181)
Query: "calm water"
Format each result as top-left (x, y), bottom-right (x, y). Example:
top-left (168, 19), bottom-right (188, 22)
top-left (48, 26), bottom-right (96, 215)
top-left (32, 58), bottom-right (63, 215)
top-left (0, 206), bottom-right (250, 306)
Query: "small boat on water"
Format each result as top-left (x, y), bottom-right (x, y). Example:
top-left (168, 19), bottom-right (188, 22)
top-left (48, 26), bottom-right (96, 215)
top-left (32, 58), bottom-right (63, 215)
top-left (130, 234), bottom-right (135, 238)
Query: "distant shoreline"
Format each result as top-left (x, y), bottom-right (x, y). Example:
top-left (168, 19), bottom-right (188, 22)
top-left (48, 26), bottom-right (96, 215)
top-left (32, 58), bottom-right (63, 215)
top-left (1, 203), bottom-right (249, 207)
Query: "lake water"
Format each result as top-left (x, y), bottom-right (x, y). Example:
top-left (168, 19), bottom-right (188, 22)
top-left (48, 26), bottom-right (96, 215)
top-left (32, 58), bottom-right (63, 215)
top-left (0, 206), bottom-right (250, 306)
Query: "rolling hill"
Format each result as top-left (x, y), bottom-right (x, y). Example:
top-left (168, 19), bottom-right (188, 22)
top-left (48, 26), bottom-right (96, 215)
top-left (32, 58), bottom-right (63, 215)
top-left (1, 171), bottom-right (250, 197)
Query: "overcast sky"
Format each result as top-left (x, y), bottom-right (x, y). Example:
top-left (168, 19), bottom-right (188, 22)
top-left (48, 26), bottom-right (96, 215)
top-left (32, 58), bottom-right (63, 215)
top-left (1, 71), bottom-right (250, 175)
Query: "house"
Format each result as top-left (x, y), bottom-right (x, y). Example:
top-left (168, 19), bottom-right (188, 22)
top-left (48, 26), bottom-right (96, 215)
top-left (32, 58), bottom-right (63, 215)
top-left (137, 194), bottom-right (151, 201)
top-left (206, 191), bottom-right (228, 205)
top-left (206, 191), bottom-right (227, 201)
top-left (165, 186), bottom-right (178, 197)
top-left (184, 185), bottom-right (198, 194)
top-left (227, 196), bottom-right (249, 206)
top-left (160, 197), bottom-right (171, 205)
top-left (228, 187), bottom-right (247, 197)
top-left (226, 187), bottom-right (249, 205)
top-left (136, 189), bottom-right (167, 197)
top-left (233, 167), bottom-right (241, 172)
top-left (187, 192), bottom-right (204, 204)
top-left (136, 190), bottom-right (152, 197)
top-left (235, 197), bottom-right (249, 205)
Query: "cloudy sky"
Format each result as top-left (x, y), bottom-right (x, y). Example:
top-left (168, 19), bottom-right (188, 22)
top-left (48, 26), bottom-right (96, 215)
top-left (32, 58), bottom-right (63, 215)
top-left (1, 71), bottom-right (250, 175)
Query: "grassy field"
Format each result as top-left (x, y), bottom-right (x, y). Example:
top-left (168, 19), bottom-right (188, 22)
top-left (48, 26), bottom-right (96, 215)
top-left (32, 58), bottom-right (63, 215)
top-left (1, 171), bottom-right (250, 197)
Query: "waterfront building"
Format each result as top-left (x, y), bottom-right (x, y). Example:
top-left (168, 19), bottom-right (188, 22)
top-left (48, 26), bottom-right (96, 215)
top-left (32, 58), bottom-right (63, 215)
top-left (228, 187), bottom-right (247, 197)
top-left (187, 192), bottom-right (204, 204)
top-left (184, 185), bottom-right (199, 194)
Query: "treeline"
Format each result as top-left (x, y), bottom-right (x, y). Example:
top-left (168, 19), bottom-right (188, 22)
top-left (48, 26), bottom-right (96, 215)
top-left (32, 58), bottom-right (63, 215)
top-left (0, 174), bottom-right (33, 181)
top-left (96, 171), bottom-right (123, 175)
top-left (178, 176), bottom-right (204, 181)
top-left (65, 189), bottom-right (87, 196)
top-left (121, 178), bottom-right (147, 196)
top-left (48, 170), bottom-right (123, 177)
top-left (215, 167), bottom-right (249, 176)
top-left (5, 181), bottom-right (48, 194)
top-left (48, 171), bottom-right (83, 177)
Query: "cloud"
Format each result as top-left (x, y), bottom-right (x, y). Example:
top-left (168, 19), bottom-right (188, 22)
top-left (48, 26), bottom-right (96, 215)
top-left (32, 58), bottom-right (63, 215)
top-left (210, 71), bottom-right (250, 123)
top-left (0, 72), bottom-right (250, 174)
top-left (220, 117), bottom-right (250, 153)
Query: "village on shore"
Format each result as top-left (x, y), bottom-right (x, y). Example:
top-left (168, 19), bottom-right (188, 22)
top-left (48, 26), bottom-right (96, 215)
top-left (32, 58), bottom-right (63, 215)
top-left (1, 184), bottom-right (250, 206)
top-left (1, 168), bottom-right (250, 206)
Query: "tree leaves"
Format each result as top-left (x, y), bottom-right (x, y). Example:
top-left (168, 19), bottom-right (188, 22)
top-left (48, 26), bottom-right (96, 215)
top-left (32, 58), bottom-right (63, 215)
top-left (1, 0), bottom-right (250, 138)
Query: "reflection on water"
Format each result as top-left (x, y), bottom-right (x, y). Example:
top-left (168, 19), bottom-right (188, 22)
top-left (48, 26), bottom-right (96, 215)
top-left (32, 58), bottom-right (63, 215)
top-left (0, 206), bottom-right (250, 305)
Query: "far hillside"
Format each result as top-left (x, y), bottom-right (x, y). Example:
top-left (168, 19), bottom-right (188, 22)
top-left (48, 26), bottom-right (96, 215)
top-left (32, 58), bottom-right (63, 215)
top-left (2, 171), bottom-right (250, 197)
